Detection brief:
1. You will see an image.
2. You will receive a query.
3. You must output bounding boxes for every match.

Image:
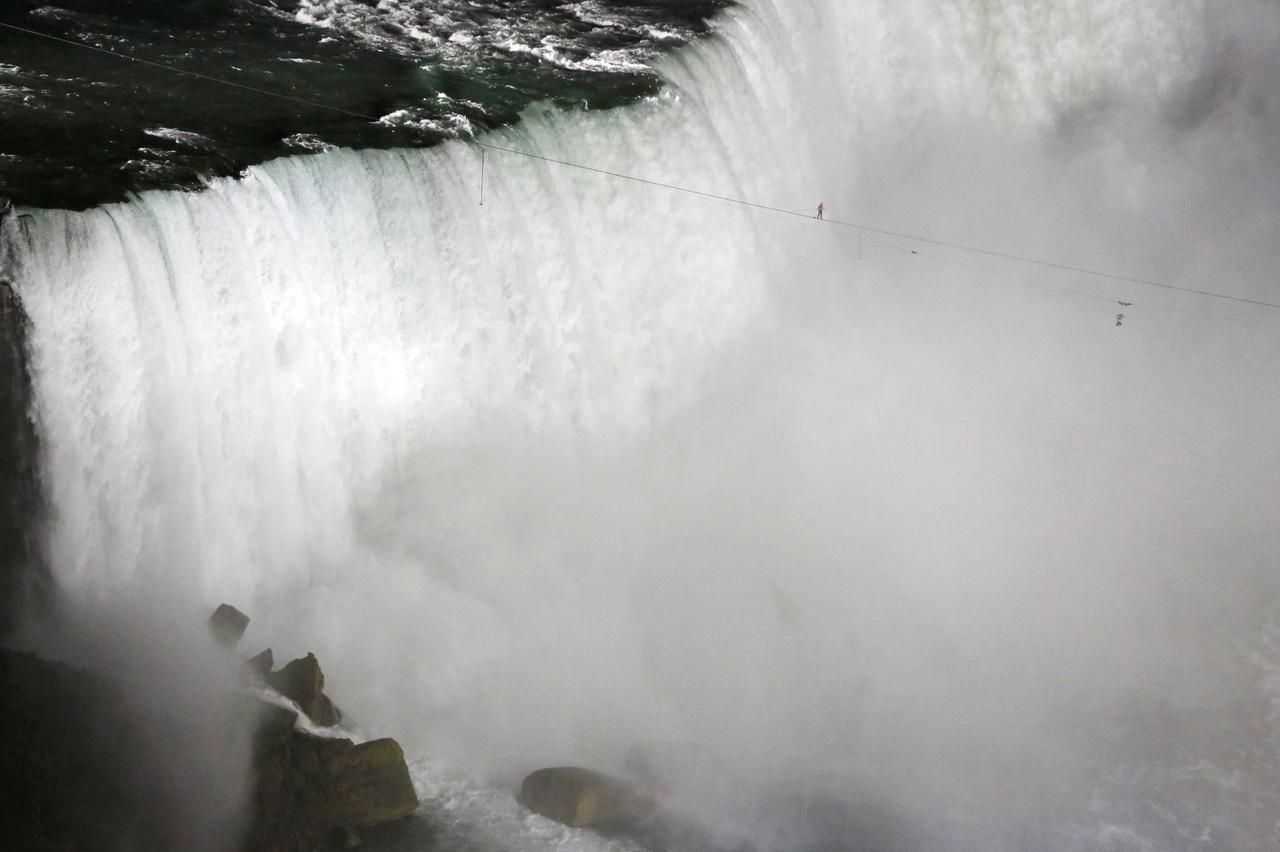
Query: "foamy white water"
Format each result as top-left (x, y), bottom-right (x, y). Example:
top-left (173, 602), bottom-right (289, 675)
top-left (6, 1), bottom-right (1280, 849)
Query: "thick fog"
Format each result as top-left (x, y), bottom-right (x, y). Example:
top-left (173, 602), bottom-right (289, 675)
top-left (9, 0), bottom-right (1280, 848)
top-left (21, 595), bottom-right (255, 850)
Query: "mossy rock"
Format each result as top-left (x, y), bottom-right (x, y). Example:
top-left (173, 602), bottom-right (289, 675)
top-left (518, 767), bottom-right (656, 828)
top-left (246, 702), bottom-right (418, 850)
top-left (320, 738), bottom-right (419, 827)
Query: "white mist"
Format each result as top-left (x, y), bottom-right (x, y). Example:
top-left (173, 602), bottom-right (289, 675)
top-left (9, 0), bottom-right (1280, 848)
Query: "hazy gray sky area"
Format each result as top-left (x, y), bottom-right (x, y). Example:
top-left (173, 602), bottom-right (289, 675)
top-left (6, 1), bottom-right (1279, 849)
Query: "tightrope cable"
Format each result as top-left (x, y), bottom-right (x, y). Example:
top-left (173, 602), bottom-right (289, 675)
top-left (4, 21), bottom-right (1280, 485)
top-left (3, 19), bottom-right (1277, 313)
top-left (475, 141), bottom-right (1280, 312)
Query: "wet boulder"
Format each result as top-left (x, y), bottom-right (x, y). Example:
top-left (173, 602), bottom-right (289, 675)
top-left (247, 703), bottom-right (418, 850)
top-left (518, 766), bottom-right (656, 828)
top-left (321, 738), bottom-right (420, 828)
top-left (246, 648), bottom-right (273, 677)
top-left (267, 652), bottom-right (341, 727)
top-left (208, 603), bottom-right (250, 647)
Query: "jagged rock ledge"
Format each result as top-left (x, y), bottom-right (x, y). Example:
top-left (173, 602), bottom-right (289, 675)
top-left (215, 603), bottom-right (420, 850)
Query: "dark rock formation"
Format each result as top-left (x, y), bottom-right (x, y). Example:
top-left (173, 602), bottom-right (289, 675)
top-left (0, 633), bottom-right (416, 852)
top-left (267, 652), bottom-right (341, 727)
top-left (518, 766), bottom-right (656, 828)
top-left (0, 278), bottom-right (47, 638)
top-left (322, 737), bottom-right (420, 827)
top-left (0, 648), bottom-right (178, 849)
top-left (209, 602), bottom-right (251, 647)
top-left (246, 704), bottom-right (418, 850)
top-left (247, 647), bottom-right (274, 677)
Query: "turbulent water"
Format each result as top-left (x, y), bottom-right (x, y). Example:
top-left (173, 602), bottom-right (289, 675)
top-left (5, 0), bottom-right (1280, 850)
top-left (0, 0), bottom-right (726, 208)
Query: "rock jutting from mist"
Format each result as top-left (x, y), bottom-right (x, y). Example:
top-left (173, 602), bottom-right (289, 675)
top-left (210, 602), bottom-right (252, 647)
top-left (265, 651), bottom-right (343, 728)
top-left (517, 765), bottom-right (657, 829)
top-left (0, 605), bottom-right (419, 851)
top-left (246, 703), bottom-right (418, 851)
top-left (225, 604), bottom-right (418, 849)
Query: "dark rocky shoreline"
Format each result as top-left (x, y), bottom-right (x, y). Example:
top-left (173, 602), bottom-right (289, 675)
top-left (0, 605), bottom-right (421, 851)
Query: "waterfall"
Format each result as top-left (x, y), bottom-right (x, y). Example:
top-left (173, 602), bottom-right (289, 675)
top-left (7, 1), bottom-right (1280, 848)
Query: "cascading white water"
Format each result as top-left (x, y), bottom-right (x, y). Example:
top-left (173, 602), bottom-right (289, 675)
top-left (7, 0), bottom-right (1280, 849)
